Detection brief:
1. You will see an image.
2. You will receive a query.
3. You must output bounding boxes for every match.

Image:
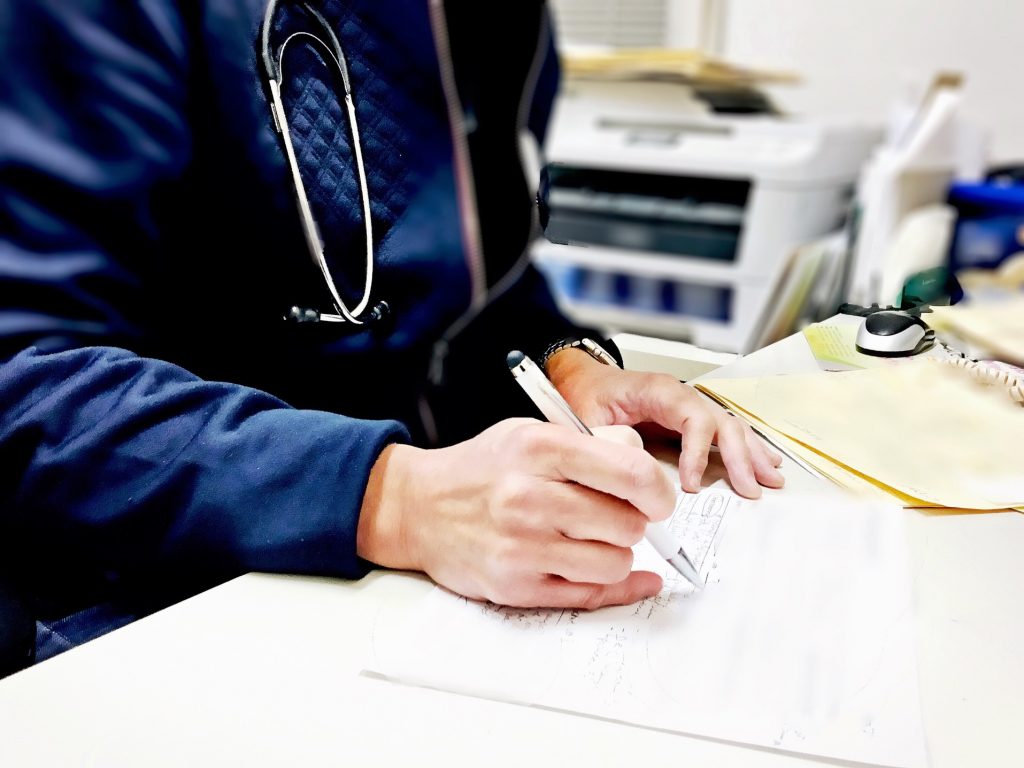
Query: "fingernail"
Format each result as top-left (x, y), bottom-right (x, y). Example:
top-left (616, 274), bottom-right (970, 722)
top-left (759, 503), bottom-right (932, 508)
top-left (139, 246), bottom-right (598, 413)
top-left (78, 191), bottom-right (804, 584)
top-left (688, 471), bottom-right (702, 490)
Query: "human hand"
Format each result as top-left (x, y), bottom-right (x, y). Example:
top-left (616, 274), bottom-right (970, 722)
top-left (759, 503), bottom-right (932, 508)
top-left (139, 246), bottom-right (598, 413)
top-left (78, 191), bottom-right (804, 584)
top-left (356, 419), bottom-right (675, 609)
top-left (547, 349), bottom-right (785, 498)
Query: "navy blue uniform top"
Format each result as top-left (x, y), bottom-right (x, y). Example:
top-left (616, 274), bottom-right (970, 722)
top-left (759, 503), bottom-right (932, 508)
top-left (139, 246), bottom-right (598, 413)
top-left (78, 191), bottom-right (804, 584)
top-left (0, 0), bottom-right (584, 663)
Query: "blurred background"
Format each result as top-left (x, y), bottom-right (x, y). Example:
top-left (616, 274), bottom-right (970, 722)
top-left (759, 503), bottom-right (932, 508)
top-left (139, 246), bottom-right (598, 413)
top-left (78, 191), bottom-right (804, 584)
top-left (534, 0), bottom-right (1024, 361)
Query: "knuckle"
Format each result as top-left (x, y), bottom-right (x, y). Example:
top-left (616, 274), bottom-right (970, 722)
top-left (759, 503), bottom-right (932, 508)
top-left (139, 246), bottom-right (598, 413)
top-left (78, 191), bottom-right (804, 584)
top-left (515, 579), bottom-right (553, 608)
top-left (749, 438), bottom-right (772, 463)
top-left (489, 581), bottom-right (531, 607)
top-left (490, 536), bottom-right (527, 576)
top-left (625, 451), bottom-right (660, 490)
top-left (647, 504), bottom-right (672, 524)
top-left (687, 449), bottom-right (709, 471)
top-left (485, 583), bottom-right (513, 606)
top-left (579, 585), bottom-right (607, 611)
top-left (649, 371), bottom-right (677, 388)
top-left (523, 422), bottom-right (560, 453)
top-left (637, 372), bottom-right (660, 389)
top-left (595, 424), bottom-right (643, 449)
top-left (619, 425), bottom-right (644, 448)
top-left (605, 506), bottom-right (648, 547)
top-left (724, 418), bottom-right (751, 445)
top-left (508, 421), bottom-right (546, 456)
top-left (496, 417), bottom-right (535, 434)
top-left (684, 410), bottom-right (715, 436)
top-left (622, 512), bottom-right (648, 546)
top-left (652, 373), bottom-right (681, 391)
top-left (608, 547), bottom-right (634, 582)
top-left (723, 414), bottom-right (745, 433)
top-left (638, 373), bottom-right (667, 400)
top-left (495, 476), bottom-right (533, 512)
top-left (518, 498), bottom-right (552, 532)
top-left (694, 403), bottom-right (718, 424)
top-left (489, 418), bottom-right (535, 447)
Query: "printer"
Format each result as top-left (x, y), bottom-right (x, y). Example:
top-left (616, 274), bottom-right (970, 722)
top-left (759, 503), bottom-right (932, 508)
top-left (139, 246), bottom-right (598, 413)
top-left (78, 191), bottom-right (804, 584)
top-left (533, 83), bottom-right (881, 353)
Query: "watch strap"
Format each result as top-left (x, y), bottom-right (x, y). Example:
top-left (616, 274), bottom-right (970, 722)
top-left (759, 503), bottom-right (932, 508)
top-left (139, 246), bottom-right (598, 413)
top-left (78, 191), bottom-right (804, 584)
top-left (539, 337), bottom-right (621, 374)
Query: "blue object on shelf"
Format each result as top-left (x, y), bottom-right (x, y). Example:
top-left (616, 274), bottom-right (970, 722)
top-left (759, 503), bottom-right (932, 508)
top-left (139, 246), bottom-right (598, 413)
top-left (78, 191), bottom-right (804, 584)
top-left (947, 180), bottom-right (1024, 273)
top-left (536, 261), bottom-right (732, 323)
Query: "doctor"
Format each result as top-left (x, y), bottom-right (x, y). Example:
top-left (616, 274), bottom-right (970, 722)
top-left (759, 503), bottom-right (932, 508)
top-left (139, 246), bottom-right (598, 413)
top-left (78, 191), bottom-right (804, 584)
top-left (0, 0), bottom-right (783, 667)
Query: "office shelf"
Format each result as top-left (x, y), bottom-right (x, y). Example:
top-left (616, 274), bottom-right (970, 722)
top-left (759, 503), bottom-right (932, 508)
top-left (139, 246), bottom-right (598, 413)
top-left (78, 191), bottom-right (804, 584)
top-left (534, 242), bottom-right (748, 284)
top-left (552, 297), bottom-right (723, 342)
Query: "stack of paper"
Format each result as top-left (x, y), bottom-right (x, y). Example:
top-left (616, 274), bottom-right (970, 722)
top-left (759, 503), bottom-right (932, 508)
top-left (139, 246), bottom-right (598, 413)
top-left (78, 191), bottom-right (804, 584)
top-left (561, 47), bottom-right (798, 88)
top-left (371, 488), bottom-right (925, 767)
top-left (697, 358), bottom-right (1024, 510)
top-left (929, 298), bottom-right (1024, 364)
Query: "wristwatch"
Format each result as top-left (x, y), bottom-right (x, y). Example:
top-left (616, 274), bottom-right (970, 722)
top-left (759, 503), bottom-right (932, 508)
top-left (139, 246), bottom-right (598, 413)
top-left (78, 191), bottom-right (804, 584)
top-left (539, 337), bottom-right (621, 374)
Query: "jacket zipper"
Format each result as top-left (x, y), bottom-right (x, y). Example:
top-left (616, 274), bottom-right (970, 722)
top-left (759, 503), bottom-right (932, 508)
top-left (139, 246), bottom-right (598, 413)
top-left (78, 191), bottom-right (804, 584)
top-left (428, 0), bottom-right (487, 308)
top-left (426, 3), bottom-right (550, 388)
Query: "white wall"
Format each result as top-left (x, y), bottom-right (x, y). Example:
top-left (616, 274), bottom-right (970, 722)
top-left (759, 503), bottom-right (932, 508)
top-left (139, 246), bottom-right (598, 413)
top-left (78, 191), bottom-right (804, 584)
top-left (702, 0), bottom-right (1024, 163)
top-left (551, 0), bottom-right (670, 47)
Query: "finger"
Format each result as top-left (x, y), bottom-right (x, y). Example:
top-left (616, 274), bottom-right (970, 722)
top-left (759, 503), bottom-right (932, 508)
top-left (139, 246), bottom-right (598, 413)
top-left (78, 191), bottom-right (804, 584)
top-left (609, 375), bottom-right (715, 492)
top-left (678, 412), bottom-right (715, 492)
top-left (528, 571), bottom-right (663, 610)
top-left (621, 374), bottom-right (704, 434)
top-left (747, 430), bottom-right (783, 467)
top-left (548, 483), bottom-right (649, 547)
top-left (543, 539), bottom-right (636, 584)
top-left (536, 428), bottom-right (676, 522)
top-left (745, 431), bottom-right (786, 488)
top-left (592, 424), bottom-right (644, 449)
top-left (715, 416), bottom-right (762, 499)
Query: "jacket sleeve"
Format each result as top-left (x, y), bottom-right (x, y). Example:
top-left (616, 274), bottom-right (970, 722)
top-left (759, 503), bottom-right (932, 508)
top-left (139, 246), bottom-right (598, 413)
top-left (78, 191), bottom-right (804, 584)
top-left (0, 3), bottom-right (406, 586)
top-left (1, 347), bottom-right (407, 578)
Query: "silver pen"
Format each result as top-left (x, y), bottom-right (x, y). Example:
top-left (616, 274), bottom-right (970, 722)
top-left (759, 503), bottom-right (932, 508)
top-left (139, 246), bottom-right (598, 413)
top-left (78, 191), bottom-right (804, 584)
top-left (506, 351), bottom-right (704, 589)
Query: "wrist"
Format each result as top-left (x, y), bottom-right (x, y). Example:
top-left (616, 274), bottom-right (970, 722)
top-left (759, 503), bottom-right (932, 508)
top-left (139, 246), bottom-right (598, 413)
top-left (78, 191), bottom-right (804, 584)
top-left (546, 347), bottom-right (609, 390)
top-left (541, 337), bottom-right (622, 392)
top-left (357, 443), bottom-right (423, 571)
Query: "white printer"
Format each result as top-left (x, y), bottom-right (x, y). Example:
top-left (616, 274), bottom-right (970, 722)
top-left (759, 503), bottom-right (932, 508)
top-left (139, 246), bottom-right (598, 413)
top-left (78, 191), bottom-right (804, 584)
top-left (533, 83), bottom-right (881, 353)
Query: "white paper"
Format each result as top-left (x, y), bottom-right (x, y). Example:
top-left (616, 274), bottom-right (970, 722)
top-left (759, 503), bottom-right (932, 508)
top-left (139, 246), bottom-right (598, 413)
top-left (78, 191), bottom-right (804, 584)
top-left (371, 487), bottom-right (925, 767)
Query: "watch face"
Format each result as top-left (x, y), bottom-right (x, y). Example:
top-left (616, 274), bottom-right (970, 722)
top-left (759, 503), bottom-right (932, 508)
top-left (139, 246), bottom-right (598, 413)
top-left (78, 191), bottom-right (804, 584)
top-left (580, 338), bottom-right (619, 368)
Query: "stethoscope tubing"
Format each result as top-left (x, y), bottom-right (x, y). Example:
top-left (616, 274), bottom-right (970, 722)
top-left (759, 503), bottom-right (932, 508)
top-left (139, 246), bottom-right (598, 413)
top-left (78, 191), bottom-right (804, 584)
top-left (261, 0), bottom-right (375, 324)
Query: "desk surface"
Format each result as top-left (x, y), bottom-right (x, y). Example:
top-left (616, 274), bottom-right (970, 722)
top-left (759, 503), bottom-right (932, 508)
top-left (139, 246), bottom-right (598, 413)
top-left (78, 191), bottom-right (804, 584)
top-left (1, 324), bottom-right (1022, 767)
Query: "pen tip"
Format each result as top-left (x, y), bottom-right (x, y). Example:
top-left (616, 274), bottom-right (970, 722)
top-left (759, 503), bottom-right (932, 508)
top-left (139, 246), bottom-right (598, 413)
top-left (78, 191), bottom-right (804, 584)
top-left (506, 350), bottom-right (525, 369)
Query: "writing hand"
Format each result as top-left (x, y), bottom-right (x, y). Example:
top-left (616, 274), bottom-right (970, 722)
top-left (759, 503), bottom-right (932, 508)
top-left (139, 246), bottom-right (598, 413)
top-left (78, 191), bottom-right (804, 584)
top-left (356, 419), bottom-right (674, 609)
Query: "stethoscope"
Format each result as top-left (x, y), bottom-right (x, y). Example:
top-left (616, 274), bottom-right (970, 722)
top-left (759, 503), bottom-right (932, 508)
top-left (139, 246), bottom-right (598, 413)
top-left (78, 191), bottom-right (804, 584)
top-left (261, 0), bottom-right (389, 325)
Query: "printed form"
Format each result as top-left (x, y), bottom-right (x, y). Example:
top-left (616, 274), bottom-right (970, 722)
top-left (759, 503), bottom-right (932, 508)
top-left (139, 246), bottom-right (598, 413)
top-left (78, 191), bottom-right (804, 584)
top-left (370, 486), bottom-right (925, 767)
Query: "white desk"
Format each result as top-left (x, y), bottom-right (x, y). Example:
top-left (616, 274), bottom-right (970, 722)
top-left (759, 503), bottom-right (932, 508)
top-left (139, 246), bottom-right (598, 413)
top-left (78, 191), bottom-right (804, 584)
top-left (1, 326), bottom-right (1022, 767)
